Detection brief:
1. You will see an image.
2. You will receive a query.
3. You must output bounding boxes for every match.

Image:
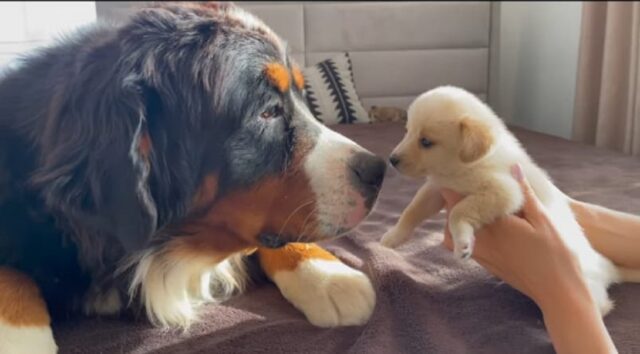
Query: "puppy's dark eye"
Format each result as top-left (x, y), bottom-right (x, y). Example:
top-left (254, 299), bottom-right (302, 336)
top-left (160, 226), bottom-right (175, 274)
top-left (260, 104), bottom-right (284, 120)
top-left (420, 137), bottom-right (434, 148)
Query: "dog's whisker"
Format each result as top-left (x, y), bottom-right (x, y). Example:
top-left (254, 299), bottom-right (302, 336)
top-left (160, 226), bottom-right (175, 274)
top-left (297, 206), bottom-right (319, 243)
top-left (278, 199), bottom-right (315, 238)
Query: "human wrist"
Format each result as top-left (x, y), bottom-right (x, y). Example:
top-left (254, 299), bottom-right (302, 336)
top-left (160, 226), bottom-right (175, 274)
top-left (539, 289), bottom-right (617, 354)
top-left (535, 276), bottom-right (595, 315)
top-left (537, 292), bottom-right (596, 317)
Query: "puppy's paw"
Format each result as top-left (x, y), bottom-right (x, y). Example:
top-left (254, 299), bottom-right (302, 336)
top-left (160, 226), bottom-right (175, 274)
top-left (453, 234), bottom-right (475, 260)
top-left (272, 259), bottom-right (375, 327)
top-left (380, 226), bottom-right (412, 248)
top-left (450, 222), bottom-right (475, 260)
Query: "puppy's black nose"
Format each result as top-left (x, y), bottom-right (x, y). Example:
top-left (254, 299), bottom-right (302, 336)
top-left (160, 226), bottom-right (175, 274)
top-left (389, 155), bottom-right (400, 167)
top-left (350, 152), bottom-right (387, 190)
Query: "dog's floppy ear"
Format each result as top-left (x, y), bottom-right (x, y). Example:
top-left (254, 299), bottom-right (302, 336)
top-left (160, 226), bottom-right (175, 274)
top-left (106, 78), bottom-right (158, 252)
top-left (31, 45), bottom-right (159, 252)
top-left (458, 117), bottom-right (494, 163)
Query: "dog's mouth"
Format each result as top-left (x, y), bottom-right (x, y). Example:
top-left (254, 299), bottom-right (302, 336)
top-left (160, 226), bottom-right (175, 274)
top-left (257, 225), bottom-right (355, 248)
top-left (258, 233), bottom-right (289, 248)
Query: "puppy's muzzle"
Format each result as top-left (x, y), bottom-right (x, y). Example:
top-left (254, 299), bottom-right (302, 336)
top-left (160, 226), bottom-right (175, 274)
top-left (388, 155), bottom-right (400, 167)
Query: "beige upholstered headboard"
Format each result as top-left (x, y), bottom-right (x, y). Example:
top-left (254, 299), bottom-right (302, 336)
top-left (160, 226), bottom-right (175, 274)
top-left (97, 1), bottom-right (493, 109)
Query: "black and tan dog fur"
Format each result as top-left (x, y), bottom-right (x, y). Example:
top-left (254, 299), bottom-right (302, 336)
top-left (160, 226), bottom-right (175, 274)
top-left (0, 3), bottom-right (385, 352)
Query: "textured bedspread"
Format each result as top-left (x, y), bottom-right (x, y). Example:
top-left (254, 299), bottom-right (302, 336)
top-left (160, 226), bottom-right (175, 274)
top-left (56, 122), bottom-right (640, 354)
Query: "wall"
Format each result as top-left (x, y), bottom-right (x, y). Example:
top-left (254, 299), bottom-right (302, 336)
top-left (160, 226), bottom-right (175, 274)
top-left (493, 2), bottom-right (582, 139)
top-left (95, 1), bottom-right (491, 110)
top-left (0, 2), bottom-right (96, 67)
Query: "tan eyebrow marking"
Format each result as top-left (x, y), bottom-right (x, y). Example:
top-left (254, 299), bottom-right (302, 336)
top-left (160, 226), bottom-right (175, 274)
top-left (264, 62), bottom-right (290, 93)
top-left (292, 64), bottom-right (305, 91)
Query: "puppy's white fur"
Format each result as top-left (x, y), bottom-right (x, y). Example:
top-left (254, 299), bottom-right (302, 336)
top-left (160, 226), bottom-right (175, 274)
top-left (381, 86), bottom-right (639, 316)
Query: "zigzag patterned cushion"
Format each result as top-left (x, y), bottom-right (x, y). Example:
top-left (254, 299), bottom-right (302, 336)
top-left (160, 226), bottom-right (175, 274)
top-left (303, 53), bottom-right (370, 125)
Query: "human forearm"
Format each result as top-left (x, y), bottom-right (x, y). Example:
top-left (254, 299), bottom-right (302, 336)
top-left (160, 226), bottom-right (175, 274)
top-left (570, 200), bottom-right (640, 268)
top-left (540, 291), bottom-right (617, 354)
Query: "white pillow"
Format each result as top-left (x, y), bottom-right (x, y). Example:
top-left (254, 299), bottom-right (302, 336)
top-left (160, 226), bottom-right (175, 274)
top-left (302, 53), bottom-right (370, 125)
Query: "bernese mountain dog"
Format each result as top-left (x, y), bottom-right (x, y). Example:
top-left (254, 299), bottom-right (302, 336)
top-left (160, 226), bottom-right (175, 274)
top-left (0, 3), bottom-right (386, 353)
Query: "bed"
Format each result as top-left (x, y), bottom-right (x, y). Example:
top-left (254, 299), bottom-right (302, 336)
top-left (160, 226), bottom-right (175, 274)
top-left (55, 122), bottom-right (640, 354)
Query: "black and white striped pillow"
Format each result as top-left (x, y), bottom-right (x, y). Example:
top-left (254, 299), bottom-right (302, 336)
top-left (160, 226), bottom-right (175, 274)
top-left (303, 53), bottom-right (370, 125)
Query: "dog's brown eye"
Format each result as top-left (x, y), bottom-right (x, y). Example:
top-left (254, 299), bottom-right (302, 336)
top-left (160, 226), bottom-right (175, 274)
top-left (420, 137), bottom-right (434, 148)
top-left (260, 104), bottom-right (284, 120)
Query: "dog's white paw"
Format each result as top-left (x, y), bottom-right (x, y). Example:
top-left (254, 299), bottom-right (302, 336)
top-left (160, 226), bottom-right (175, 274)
top-left (380, 226), bottom-right (412, 248)
top-left (450, 221), bottom-right (475, 259)
top-left (272, 259), bottom-right (375, 327)
top-left (0, 322), bottom-right (58, 354)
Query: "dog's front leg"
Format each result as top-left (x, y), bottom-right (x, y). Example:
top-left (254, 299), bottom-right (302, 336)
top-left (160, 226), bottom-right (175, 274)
top-left (0, 267), bottom-right (57, 354)
top-left (381, 181), bottom-right (443, 248)
top-left (257, 244), bottom-right (375, 328)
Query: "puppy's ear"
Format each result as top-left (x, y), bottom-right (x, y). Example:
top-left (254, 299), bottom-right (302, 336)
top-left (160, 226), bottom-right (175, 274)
top-left (458, 117), bottom-right (494, 163)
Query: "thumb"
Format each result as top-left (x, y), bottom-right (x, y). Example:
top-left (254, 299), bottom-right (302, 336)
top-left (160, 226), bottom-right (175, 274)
top-left (510, 164), bottom-right (547, 227)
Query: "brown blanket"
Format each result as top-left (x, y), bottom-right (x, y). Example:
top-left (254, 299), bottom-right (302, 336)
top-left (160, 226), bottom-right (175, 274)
top-left (56, 122), bottom-right (640, 354)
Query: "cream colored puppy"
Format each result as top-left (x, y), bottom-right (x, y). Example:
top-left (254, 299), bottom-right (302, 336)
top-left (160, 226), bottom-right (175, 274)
top-left (381, 85), bottom-right (639, 315)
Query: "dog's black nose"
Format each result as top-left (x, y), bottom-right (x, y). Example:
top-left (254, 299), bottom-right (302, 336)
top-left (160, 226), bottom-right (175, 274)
top-left (349, 152), bottom-right (386, 209)
top-left (350, 152), bottom-right (387, 190)
top-left (389, 155), bottom-right (400, 167)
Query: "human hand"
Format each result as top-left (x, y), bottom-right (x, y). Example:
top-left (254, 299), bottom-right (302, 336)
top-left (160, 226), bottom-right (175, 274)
top-left (441, 165), bottom-right (592, 310)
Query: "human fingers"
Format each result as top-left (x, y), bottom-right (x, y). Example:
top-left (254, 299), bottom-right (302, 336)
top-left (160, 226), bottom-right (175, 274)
top-left (510, 164), bottom-right (548, 228)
